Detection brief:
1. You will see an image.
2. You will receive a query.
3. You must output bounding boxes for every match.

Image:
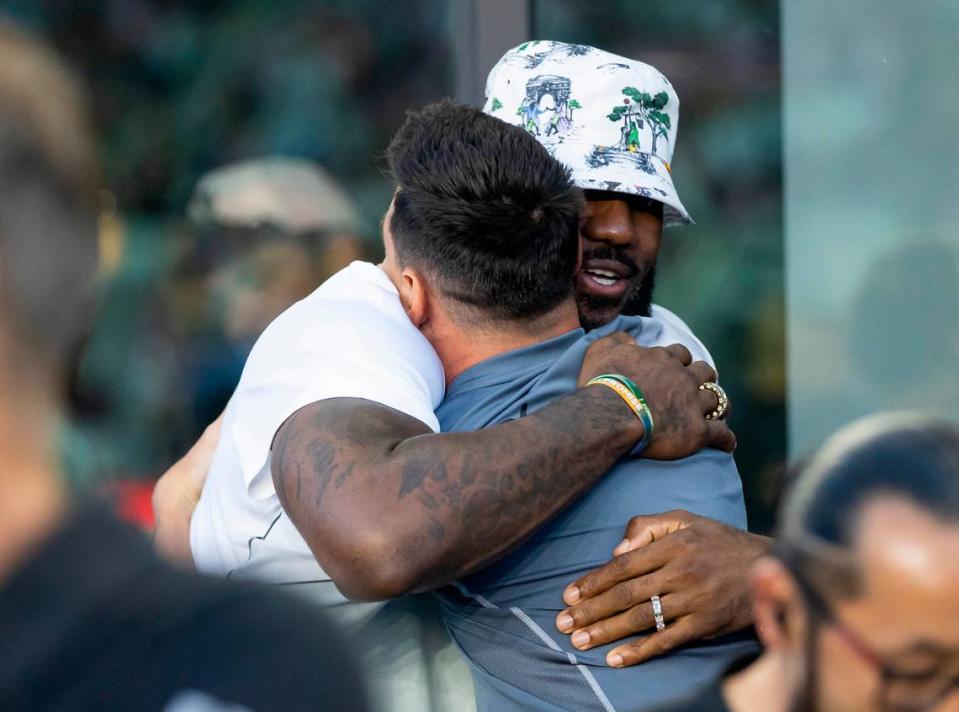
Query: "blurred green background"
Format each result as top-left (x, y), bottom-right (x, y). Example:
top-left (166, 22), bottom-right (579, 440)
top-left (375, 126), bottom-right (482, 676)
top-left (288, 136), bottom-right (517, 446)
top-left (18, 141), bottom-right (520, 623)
top-left (2, 0), bottom-right (786, 532)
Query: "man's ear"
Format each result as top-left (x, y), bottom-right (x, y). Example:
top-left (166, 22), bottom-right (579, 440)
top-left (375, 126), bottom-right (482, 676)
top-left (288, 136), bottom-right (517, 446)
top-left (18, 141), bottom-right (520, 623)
top-left (399, 266), bottom-right (430, 328)
top-left (752, 557), bottom-right (806, 651)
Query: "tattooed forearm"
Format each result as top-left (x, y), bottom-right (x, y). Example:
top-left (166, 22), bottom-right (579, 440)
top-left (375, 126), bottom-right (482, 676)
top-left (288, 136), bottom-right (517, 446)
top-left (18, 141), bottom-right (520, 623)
top-left (272, 388), bottom-right (640, 601)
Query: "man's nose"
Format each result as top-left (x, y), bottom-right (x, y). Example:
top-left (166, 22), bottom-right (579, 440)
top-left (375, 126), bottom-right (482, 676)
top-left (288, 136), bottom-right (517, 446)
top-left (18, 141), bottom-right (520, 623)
top-left (582, 200), bottom-right (634, 248)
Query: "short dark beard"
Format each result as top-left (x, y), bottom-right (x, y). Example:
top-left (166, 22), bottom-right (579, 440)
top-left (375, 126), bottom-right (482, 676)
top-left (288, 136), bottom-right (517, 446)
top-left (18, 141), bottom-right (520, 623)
top-left (620, 263), bottom-right (657, 319)
top-left (576, 244), bottom-right (656, 329)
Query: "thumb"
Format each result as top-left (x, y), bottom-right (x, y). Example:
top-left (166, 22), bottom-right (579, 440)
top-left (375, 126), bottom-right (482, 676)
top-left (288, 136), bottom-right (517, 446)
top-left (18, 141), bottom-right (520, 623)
top-left (614, 513), bottom-right (690, 556)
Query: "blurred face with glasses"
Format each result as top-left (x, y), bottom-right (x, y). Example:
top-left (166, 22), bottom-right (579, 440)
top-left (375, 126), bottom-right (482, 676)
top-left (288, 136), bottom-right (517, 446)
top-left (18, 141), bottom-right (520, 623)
top-left (739, 496), bottom-right (959, 712)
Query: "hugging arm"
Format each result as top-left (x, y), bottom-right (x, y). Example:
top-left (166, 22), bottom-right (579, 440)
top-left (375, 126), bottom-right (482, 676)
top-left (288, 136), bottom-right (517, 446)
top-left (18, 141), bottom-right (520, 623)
top-left (152, 414), bottom-right (223, 567)
top-left (273, 334), bottom-right (734, 601)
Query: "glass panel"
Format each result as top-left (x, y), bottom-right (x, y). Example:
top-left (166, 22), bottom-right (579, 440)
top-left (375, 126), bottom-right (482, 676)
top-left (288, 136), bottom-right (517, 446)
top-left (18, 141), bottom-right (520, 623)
top-left (534, 0), bottom-right (785, 530)
top-left (783, 1), bottom-right (959, 456)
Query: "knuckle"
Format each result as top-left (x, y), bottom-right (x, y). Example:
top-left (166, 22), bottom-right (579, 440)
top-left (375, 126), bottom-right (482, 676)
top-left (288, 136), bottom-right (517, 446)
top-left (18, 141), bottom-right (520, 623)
top-left (587, 621), bottom-right (609, 642)
top-left (611, 552), bottom-right (633, 576)
top-left (672, 627), bottom-right (693, 647)
top-left (613, 583), bottom-right (634, 608)
top-left (574, 576), bottom-right (593, 599)
top-left (572, 602), bottom-right (594, 625)
top-left (627, 604), bottom-right (651, 631)
top-left (614, 643), bottom-right (641, 664)
top-left (672, 532), bottom-right (695, 556)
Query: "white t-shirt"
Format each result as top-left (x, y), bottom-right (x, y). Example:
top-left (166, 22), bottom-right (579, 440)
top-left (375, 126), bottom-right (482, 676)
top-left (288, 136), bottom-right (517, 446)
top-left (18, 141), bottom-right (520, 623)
top-left (190, 261), bottom-right (445, 613)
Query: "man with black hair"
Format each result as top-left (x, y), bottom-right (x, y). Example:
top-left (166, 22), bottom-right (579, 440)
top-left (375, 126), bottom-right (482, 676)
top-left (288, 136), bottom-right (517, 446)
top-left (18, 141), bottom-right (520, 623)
top-left (0, 21), bottom-right (369, 712)
top-left (656, 412), bottom-right (959, 712)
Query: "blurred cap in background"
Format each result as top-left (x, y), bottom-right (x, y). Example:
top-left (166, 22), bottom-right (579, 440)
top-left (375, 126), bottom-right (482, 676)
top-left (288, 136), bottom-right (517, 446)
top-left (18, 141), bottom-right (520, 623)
top-left (187, 156), bottom-right (360, 235)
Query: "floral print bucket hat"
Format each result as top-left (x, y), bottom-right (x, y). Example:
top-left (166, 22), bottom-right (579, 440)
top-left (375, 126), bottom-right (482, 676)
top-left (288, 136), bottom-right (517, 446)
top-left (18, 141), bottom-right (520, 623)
top-left (483, 40), bottom-right (692, 227)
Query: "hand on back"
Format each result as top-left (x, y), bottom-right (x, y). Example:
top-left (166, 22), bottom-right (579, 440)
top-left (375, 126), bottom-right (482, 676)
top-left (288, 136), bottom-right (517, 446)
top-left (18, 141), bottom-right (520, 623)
top-left (579, 332), bottom-right (736, 458)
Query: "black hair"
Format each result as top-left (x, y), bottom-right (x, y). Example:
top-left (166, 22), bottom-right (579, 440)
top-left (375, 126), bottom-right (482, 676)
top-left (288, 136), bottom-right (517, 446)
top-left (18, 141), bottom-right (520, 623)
top-left (385, 99), bottom-right (582, 323)
top-left (777, 414), bottom-right (959, 598)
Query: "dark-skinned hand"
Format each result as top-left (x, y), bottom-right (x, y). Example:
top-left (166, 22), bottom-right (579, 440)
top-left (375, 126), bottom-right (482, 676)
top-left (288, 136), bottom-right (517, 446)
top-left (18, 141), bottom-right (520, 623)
top-left (578, 333), bottom-right (737, 458)
top-left (555, 509), bottom-right (772, 667)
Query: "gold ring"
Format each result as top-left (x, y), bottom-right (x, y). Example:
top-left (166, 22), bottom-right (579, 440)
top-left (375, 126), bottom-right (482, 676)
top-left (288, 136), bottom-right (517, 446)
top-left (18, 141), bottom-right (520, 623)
top-left (699, 382), bottom-right (729, 420)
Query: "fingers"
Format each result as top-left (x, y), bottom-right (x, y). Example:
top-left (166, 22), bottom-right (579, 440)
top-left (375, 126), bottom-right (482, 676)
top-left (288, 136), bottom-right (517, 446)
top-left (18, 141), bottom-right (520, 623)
top-left (563, 544), bottom-right (669, 605)
top-left (615, 511), bottom-right (694, 556)
top-left (563, 592), bottom-right (685, 650)
top-left (685, 360), bottom-right (717, 386)
top-left (558, 576), bottom-right (663, 634)
top-left (607, 616), bottom-right (699, 667)
top-left (705, 419), bottom-right (737, 453)
top-left (663, 343), bottom-right (692, 366)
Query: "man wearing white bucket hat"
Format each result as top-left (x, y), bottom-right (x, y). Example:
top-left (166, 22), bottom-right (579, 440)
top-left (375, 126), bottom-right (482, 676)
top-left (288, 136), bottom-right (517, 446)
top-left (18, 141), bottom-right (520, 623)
top-left (484, 40), bottom-right (691, 331)
top-left (482, 39), bottom-right (771, 676)
top-left (485, 41), bottom-right (691, 230)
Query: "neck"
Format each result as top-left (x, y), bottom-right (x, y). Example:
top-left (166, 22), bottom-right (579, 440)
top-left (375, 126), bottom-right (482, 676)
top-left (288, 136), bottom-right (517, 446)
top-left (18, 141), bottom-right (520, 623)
top-left (435, 299), bottom-right (581, 386)
top-left (0, 365), bottom-right (67, 583)
top-left (722, 651), bottom-right (798, 712)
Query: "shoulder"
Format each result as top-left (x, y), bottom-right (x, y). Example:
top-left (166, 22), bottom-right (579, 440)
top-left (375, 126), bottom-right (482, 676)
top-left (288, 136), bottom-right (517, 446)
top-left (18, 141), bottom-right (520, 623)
top-left (241, 261), bottom-right (444, 402)
top-left (265, 262), bottom-right (433, 357)
top-left (220, 263), bottom-right (444, 486)
top-left (649, 304), bottom-right (715, 368)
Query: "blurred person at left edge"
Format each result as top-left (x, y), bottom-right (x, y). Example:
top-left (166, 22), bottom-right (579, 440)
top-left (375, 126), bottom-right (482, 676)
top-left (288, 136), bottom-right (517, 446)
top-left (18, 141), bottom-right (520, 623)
top-left (0, 20), bottom-right (368, 712)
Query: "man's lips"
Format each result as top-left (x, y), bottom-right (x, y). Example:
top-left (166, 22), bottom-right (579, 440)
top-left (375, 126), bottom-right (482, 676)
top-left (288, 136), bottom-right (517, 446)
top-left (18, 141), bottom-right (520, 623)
top-left (576, 258), bottom-right (635, 300)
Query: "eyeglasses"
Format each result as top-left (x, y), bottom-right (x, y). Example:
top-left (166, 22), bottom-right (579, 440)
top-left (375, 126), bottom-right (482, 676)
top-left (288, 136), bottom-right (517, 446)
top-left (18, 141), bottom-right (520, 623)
top-left (787, 561), bottom-right (959, 711)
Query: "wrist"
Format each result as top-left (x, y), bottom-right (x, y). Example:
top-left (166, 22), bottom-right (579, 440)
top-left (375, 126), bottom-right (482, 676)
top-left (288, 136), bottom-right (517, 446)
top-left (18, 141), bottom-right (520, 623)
top-left (586, 375), bottom-right (654, 455)
top-left (582, 381), bottom-right (647, 453)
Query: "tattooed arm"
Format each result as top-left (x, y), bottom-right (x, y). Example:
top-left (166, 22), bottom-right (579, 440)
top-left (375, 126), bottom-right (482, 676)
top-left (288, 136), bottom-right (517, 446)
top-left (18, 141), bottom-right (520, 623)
top-left (272, 335), bottom-right (736, 601)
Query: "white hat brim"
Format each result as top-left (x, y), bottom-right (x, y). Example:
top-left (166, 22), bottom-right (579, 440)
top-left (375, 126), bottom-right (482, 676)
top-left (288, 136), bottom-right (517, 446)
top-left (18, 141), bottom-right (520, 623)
top-left (545, 140), bottom-right (693, 228)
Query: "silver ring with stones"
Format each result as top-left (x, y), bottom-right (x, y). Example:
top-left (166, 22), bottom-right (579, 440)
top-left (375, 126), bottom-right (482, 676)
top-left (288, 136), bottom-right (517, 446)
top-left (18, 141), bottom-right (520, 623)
top-left (651, 594), bottom-right (666, 632)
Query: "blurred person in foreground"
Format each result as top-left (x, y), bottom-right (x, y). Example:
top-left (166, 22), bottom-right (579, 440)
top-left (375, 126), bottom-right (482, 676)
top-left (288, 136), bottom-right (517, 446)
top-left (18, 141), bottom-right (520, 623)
top-left (657, 412), bottom-right (959, 712)
top-left (0, 20), bottom-right (368, 712)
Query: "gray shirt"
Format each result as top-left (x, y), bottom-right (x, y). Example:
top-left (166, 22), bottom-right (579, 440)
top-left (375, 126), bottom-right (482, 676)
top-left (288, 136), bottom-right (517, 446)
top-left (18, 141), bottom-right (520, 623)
top-left (435, 314), bottom-right (758, 712)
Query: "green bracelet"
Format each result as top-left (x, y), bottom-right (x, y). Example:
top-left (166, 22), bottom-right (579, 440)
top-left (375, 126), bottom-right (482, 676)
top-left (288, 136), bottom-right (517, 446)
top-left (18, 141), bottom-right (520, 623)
top-left (591, 373), bottom-right (655, 454)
